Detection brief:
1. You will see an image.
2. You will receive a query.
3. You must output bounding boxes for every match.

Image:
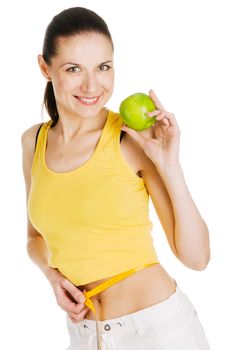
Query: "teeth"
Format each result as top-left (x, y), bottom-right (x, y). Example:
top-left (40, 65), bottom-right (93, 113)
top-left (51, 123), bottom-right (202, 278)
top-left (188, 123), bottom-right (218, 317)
top-left (79, 97), bottom-right (98, 104)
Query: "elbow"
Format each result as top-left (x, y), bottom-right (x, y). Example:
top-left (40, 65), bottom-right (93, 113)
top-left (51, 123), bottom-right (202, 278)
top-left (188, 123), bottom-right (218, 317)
top-left (176, 235), bottom-right (211, 271)
top-left (178, 252), bottom-right (211, 271)
top-left (193, 246), bottom-right (211, 271)
top-left (192, 258), bottom-right (210, 271)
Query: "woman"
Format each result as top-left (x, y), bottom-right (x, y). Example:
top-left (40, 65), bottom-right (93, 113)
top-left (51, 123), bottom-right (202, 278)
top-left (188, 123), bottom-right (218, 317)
top-left (21, 6), bottom-right (211, 350)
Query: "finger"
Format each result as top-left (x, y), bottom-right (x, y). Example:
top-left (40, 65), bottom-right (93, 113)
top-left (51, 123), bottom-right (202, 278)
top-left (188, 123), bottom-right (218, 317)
top-left (68, 308), bottom-right (89, 324)
top-left (156, 111), bottom-right (170, 124)
top-left (121, 125), bottom-right (146, 148)
top-left (149, 89), bottom-right (165, 110)
top-left (61, 279), bottom-right (86, 304)
top-left (157, 112), bottom-right (177, 128)
top-left (147, 109), bottom-right (161, 117)
top-left (69, 317), bottom-right (79, 324)
top-left (73, 302), bottom-right (87, 314)
top-left (69, 317), bottom-right (77, 323)
top-left (57, 292), bottom-right (81, 313)
top-left (60, 291), bottom-right (88, 314)
top-left (161, 118), bottom-right (170, 126)
top-left (156, 112), bottom-right (170, 123)
top-left (152, 112), bottom-right (169, 128)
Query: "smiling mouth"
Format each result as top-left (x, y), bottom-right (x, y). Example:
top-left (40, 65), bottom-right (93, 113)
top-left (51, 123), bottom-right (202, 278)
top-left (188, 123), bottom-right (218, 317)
top-left (74, 95), bottom-right (100, 105)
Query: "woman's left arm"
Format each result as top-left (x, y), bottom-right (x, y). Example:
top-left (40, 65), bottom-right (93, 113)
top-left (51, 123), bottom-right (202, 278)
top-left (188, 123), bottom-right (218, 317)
top-left (158, 162), bottom-right (210, 270)
top-left (121, 89), bottom-right (210, 270)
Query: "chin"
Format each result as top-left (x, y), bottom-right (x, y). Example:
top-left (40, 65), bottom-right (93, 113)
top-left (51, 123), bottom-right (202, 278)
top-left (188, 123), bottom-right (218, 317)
top-left (77, 106), bottom-right (104, 118)
top-left (75, 101), bottom-right (109, 118)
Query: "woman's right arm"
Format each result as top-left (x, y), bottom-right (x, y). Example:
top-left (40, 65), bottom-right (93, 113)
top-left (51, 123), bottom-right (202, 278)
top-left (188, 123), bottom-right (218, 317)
top-left (21, 124), bottom-right (89, 323)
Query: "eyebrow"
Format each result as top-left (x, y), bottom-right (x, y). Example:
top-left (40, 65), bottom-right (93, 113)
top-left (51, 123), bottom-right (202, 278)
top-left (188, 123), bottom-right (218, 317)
top-left (60, 60), bottom-right (113, 68)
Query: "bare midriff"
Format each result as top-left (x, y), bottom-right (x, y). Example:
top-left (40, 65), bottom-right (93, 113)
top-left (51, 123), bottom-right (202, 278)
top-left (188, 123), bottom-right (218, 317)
top-left (77, 263), bottom-right (177, 321)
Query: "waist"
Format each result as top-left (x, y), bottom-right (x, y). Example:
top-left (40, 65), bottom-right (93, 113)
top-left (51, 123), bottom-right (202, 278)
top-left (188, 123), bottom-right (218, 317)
top-left (81, 264), bottom-right (175, 320)
top-left (78, 262), bottom-right (176, 321)
top-left (82, 263), bottom-right (158, 313)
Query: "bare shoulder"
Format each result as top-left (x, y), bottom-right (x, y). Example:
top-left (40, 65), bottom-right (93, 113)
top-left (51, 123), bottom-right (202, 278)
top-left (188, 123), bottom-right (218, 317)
top-left (121, 131), bottom-right (156, 174)
top-left (21, 122), bottom-right (44, 191)
top-left (21, 122), bottom-right (44, 166)
top-left (21, 123), bottom-right (43, 152)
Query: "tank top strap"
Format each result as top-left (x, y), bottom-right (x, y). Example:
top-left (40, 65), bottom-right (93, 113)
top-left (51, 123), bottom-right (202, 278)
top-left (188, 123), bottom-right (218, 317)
top-left (31, 120), bottom-right (52, 176)
top-left (108, 110), bottom-right (123, 135)
top-left (99, 110), bottom-right (123, 152)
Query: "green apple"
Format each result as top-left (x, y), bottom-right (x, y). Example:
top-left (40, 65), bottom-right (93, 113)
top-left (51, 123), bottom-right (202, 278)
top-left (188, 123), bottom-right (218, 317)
top-left (119, 92), bottom-right (157, 131)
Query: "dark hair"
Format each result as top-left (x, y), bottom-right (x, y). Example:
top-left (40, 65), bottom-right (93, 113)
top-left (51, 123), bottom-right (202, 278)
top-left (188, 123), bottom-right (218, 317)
top-left (42, 7), bottom-right (113, 127)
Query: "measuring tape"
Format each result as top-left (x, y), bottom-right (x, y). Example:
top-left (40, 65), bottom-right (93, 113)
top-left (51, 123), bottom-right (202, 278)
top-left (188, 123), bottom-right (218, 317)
top-left (83, 262), bottom-right (159, 314)
top-left (82, 261), bottom-right (160, 349)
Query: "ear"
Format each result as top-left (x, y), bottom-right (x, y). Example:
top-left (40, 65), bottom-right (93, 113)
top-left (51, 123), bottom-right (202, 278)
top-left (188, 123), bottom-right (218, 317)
top-left (37, 54), bottom-right (51, 81)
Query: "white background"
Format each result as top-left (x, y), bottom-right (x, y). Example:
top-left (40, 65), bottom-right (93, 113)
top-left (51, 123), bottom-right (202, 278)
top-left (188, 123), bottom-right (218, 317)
top-left (0, 0), bottom-right (232, 349)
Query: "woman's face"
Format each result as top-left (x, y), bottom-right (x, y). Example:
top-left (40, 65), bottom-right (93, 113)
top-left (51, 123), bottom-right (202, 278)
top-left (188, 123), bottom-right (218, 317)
top-left (44, 32), bottom-right (114, 119)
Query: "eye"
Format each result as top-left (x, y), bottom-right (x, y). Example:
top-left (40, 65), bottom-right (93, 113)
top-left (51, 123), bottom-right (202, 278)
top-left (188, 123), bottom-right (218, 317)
top-left (99, 64), bottom-right (111, 71)
top-left (66, 66), bottom-right (81, 73)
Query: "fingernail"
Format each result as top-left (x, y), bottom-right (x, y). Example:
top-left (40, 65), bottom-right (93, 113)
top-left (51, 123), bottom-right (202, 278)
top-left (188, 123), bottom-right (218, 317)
top-left (79, 295), bottom-right (86, 303)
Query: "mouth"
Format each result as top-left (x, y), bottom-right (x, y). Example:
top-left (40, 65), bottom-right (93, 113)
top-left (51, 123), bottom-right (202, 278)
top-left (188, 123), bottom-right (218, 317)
top-left (74, 95), bottom-right (101, 105)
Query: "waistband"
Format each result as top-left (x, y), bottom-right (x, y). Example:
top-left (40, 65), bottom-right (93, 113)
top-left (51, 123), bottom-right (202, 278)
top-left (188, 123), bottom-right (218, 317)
top-left (78, 279), bottom-right (183, 335)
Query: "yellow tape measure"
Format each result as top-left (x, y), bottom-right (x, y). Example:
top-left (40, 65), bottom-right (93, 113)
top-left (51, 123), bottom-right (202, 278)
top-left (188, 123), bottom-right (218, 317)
top-left (83, 262), bottom-right (159, 314)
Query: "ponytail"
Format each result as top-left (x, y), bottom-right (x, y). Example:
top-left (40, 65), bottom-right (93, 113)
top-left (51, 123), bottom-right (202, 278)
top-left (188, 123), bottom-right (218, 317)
top-left (43, 81), bottom-right (59, 127)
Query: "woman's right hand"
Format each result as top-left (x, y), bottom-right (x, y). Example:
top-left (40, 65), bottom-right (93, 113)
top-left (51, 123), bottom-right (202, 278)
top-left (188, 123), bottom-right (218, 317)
top-left (48, 268), bottom-right (89, 323)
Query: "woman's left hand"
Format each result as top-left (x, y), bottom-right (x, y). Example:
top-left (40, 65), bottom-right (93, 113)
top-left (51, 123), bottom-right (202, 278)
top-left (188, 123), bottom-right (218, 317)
top-left (121, 89), bottom-right (181, 172)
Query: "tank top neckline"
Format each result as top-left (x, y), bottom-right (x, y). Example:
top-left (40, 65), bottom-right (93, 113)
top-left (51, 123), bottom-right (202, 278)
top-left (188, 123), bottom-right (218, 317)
top-left (42, 109), bottom-right (113, 177)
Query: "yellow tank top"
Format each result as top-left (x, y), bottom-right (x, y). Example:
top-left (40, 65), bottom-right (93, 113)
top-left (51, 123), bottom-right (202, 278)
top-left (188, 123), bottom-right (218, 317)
top-left (28, 110), bottom-right (159, 286)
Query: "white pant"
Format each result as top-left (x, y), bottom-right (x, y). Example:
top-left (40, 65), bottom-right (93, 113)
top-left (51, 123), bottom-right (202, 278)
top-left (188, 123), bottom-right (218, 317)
top-left (66, 284), bottom-right (211, 349)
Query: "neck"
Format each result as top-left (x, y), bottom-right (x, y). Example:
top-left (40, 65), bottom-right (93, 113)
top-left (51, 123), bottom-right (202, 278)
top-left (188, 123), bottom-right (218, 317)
top-left (52, 107), bottom-right (108, 142)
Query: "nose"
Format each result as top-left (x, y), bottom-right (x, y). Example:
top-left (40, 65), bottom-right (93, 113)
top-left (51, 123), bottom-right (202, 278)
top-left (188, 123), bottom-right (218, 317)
top-left (81, 72), bottom-right (99, 94)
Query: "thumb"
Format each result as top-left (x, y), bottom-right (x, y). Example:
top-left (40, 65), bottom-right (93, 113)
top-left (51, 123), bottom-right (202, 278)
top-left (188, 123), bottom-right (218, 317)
top-left (121, 124), bottom-right (145, 149)
top-left (61, 279), bottom-right (86, 303)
